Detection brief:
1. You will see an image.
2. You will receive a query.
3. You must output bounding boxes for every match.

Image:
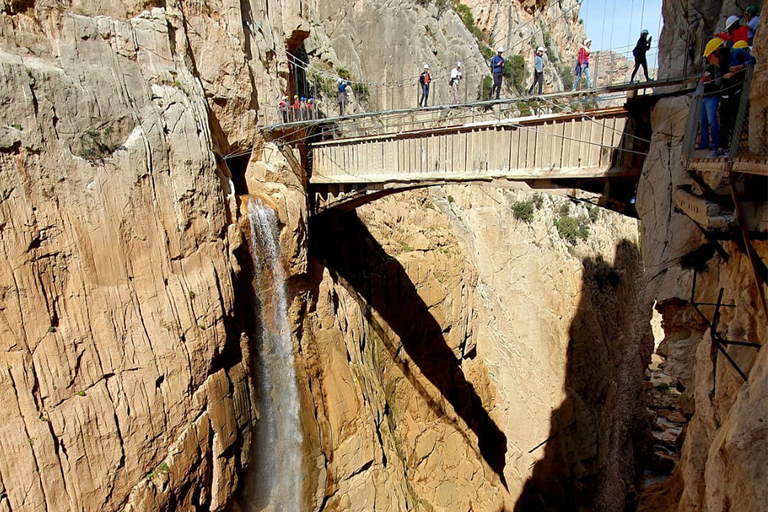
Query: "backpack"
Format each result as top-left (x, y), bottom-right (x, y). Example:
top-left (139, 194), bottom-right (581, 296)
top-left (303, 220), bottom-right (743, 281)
top-left (632, 47), bottom-right (638, 58)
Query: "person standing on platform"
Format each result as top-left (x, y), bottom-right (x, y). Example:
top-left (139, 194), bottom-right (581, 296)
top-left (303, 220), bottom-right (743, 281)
top-left (528, 47), bottom-right (545, 95)
top-left (490, 47), bottom-right (505, 100)
top-left (419, 64), bottom-right (432, 108)
top-left (450, 62), bottom-right (463, 103)
top-left (337, 78), bottom-right (350, 116)
top-left (572, 39), bottom-right (592, 91)
top-left (631, 30), bottom-right (653, 83)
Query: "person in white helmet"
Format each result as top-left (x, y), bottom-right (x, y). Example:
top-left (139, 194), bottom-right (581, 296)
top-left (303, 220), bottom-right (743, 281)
top-left (450, 62), bottom-right (463, 103)
top-left (528, 46), bottom-right (545, 95)
top-left (723, 14), bottom-right (749, 47)
top-left (490, 47), bottom-right (505, 100)
top-left (419, 64), bottom-right (431, 108)
top-left (572, 38), bottom-right (592, 91)
top-left (631, 29), bottom-right (652, 82)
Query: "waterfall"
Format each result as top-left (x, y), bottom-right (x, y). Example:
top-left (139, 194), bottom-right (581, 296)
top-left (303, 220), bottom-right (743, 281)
top-left (247, 199), bottom-right (303, 511)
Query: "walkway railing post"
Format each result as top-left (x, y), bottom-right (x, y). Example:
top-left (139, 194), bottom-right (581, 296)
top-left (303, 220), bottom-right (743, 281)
top-left (728, 66), bottom-right (754, 158)
top-left (683, 82), bottom-right (704, 169)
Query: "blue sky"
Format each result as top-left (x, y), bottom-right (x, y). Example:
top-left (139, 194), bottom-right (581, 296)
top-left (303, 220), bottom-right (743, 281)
top-left (581, 0), bottom-right (664, 65)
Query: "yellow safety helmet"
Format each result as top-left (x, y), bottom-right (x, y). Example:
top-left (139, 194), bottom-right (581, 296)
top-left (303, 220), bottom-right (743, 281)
top-left (732, 40), bottom-right (749, 49)
top-left (703, 37), bottom-right (725, 57)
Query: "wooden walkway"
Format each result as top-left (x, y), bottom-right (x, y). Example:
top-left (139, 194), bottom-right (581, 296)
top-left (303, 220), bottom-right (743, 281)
top-left (309, 107), bottom-right (648, 212)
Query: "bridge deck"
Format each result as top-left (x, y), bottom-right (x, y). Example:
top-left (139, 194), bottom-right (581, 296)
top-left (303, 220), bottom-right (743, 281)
top-left (309, 107), bottom-right (639, 187)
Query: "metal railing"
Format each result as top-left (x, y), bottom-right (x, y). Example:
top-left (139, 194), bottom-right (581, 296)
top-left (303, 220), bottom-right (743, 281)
top-left (684, 66), bottom-right (754, 168)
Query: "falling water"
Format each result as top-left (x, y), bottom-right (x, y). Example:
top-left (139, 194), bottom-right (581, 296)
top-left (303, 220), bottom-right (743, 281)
top-left (247, 199), bottom-right (303, 511)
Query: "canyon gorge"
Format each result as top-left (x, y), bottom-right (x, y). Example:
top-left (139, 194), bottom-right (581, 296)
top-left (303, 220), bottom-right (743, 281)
top-left (0, 0), bottom-right (766, 511)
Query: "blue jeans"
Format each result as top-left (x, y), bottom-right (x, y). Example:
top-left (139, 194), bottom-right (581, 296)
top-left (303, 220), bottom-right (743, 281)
top-left (419, 83), bottom-right (429, 107)
top-left (699, 96), bottom-right (719, 149)
top-left (572, 65), bottom-right (591, 90)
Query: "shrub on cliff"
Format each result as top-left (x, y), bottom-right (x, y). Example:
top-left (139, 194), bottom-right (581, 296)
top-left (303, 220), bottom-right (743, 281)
top-left (555, 214), bottom-right (590, 244)
top-left (513, 200), bottom-right (535, 222)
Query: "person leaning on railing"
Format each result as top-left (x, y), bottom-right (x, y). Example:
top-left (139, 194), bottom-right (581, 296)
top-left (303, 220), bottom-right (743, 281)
top-left (700, 37), bottom-right (757, 157)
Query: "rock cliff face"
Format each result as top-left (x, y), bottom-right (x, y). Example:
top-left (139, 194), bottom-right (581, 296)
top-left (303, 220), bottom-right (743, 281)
top-left (635, 0), bottom-right (768, 510)
top-left (2, 0), bottom-right (764, 509)
top-left (296, 187), bottom-right (653, 511)
top-left (0, 1), bottom-right (290, 510)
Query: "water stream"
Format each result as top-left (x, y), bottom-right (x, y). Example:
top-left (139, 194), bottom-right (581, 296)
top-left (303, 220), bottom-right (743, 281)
top-left (247, 199), bottom-right (303, 511)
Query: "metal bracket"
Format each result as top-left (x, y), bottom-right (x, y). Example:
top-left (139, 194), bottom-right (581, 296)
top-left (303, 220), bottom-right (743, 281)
top-left (690, 270), bottom-right (761, 383)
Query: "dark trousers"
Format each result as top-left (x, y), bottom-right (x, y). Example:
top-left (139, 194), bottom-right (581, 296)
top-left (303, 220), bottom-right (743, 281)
top-left (631, 56), bottom-right (649, 82)
top-left (528, 71), bottom-right (543, 95)
top-left (419, 83), bottom-right (430, 107)
top-left (719, 92), bottom-right (741, 150)
top-left (490, 72), bottom-right (503, 99)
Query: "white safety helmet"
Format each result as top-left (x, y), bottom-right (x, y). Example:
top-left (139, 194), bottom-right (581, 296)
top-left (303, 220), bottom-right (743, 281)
top-left (641, 29), bottom-right (649, 35)
top-left (584, 38), bottom-right (592, 45)
top-left (337, 77), bottom-right (343, 84)
top-left (537, 46), bottom-right (545, 53)
top-left (424, 63), bottom-right (430, 69)
top-left (457, 61), bottom-right (462, 67)
top-left (497, 46), bottom-right (505, 52)
top-left (725, 15), bottom-right (740, 30)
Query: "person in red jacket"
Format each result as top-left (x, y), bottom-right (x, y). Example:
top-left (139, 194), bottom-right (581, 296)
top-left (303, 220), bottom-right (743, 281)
top-left (717, 15), bottom-right (749, 46)
top-left (572, 39), bottom-right (592, 91)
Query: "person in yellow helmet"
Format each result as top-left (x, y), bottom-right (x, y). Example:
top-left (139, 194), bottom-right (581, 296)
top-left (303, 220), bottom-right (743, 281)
top-left (700, 37), bottom-right (757, 156)
top-left (732, 40), bottom-right (750, 51)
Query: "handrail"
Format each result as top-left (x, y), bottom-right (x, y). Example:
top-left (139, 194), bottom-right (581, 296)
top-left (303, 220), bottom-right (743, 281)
top-left (260, 76), bottom-right (697, 134)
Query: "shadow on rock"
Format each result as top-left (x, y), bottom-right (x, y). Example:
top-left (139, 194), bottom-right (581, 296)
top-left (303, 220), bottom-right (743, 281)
top-left (310, 211), bottom-right (508, 488)
top-left (514, 240), bottom-right (652, 512)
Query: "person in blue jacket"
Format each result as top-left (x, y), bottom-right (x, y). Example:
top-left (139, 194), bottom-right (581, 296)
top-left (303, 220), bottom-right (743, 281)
top-left (337, 78), bottom-right (351, 116)
top-left (701, 38), bottom-right (757, 156)
top-left (489, 47), bottom-right (505, 100)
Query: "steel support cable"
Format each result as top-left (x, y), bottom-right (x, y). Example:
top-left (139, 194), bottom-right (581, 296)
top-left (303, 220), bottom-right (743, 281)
top-left (536, 95), bottom-right (654, 145)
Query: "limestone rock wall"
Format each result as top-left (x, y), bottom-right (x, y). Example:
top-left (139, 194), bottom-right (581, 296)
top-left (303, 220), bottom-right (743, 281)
top-left (635, 0), bottom-right (768, 509)
top-left (465, 0), bottom-right (586, 92)
top-left (0, 1), bottom-right (298, 510)
top-left (302, 187), bottom-right (653, 510)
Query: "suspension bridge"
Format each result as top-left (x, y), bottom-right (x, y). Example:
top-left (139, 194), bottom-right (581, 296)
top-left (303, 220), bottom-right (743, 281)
top-left (252, 78), bottom-right (697, 215)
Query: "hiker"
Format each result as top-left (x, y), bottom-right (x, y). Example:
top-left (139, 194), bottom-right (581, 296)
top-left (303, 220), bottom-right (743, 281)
top-left (631, 30), bottom-right (652, 82)
top-left (572, 39), bottom-right (592, 91)
top-left (337, 78), bottom-right (350, 116)
top-left (279, 95), bottom-right (288, 123)
top-left (720, 15), bottom-right (749, 47)
top-left (419, 64), bottom-right (431, 107)
top-left (700, 37), bottom-right (757, 157)
top-left (307, 97), bottom-right (315, 120)
top-left (300, 97), bottom-right (307, 120)
top-left (490, 47), bottom-right (505, 100)
top-left (732, 40), bottom-right (751, 52)
top-left (528, 46), bottom-right (545, 95)
top-left (450, 62), bottom-right (463, 103)
top-left (291, 95), bottom-right (300, 121)
top-left (744, 5), bottom-right (760, 45)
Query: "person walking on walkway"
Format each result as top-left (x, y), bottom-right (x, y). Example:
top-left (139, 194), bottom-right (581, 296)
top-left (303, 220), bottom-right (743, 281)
top-left (490, 47), bottom-right (505, 100)
top-left (631, 30), bottom-right (652, 82)
top-left (528, 47), bottom-right (545, 95)
top-left (450, 62), bottom-right (463, 103)
top-left (337, 78), bottom-right (350, 116)
top-left (419, 64), bottom-right (431, 107)
top-left (744, 5), bottom-right (760, 45)
top-left (572, 39), bottom-right (592, 91)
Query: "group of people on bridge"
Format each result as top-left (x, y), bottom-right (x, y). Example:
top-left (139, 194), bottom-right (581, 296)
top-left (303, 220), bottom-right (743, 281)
top-left (275, 4), bottom-right (760, 131)
top-left (698, 5), bottom-right (760, 158)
